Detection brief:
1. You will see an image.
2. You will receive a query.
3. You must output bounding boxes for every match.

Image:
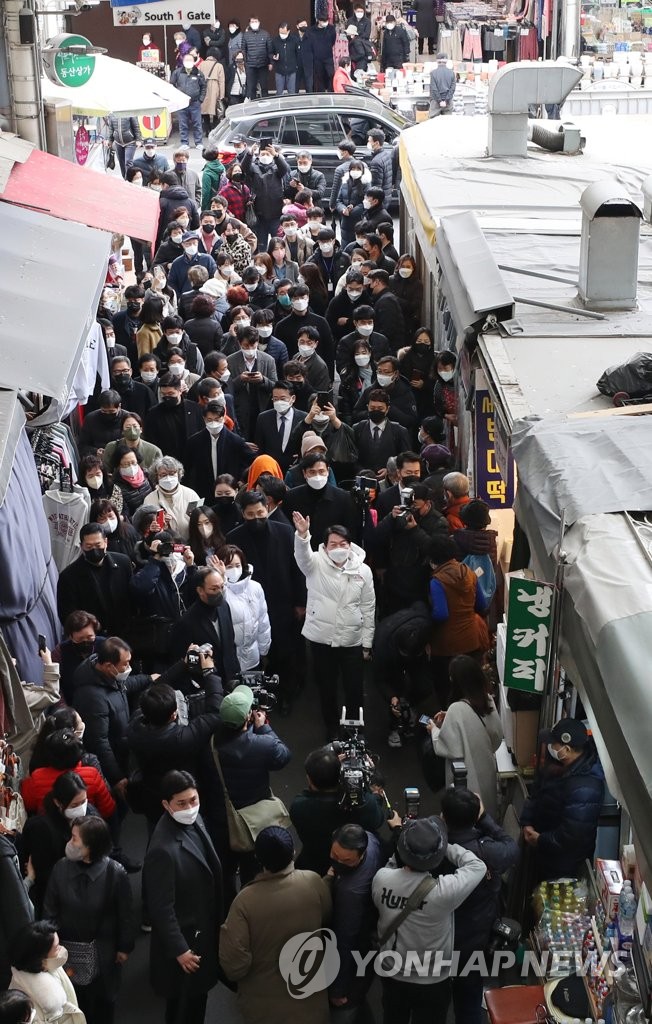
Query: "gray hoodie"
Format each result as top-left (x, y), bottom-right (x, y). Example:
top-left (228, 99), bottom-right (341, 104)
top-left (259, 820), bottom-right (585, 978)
top-left (372, 843), bottom-right (485, 984)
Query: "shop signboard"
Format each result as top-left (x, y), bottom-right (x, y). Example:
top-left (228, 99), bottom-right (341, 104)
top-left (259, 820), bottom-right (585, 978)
top-left (503, 575), bottom-right (555, 694)
top-left (475, 387), bottom-right (515, 509)
top-left (43, 34), bottom-right (96, 89)
top-left (112, 0), bottom-right (215, 27)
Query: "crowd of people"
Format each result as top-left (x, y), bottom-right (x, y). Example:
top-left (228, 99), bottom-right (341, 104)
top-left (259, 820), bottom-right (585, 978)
top-left (0, 53), bottom-right (608, 1024)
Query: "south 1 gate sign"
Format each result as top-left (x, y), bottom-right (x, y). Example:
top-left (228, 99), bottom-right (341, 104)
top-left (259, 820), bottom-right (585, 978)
top-left (112, 0), bottom-right (215, 27)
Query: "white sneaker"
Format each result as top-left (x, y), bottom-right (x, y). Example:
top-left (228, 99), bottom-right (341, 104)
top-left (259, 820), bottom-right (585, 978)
top-left (388, 730), bottom-right (402, 748)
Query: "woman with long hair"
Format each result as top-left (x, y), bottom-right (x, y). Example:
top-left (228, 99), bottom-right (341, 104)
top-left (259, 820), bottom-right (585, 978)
top-left (187, 506), bottom-right (225, 566)
top-left (398, 325), bottom-right (436, 420)
top-left (218, 544), bottom-right (271, 671)
top-left (136, 295), bottom-right (165, 358)
top-left (337, 338), bottom-right (376, 424)
top-left (89, 498), bottom-right (140, 562)
top-left (427, 654), bottom-right (503, 816)
top-left (298, 262), bottom-right (329, 317)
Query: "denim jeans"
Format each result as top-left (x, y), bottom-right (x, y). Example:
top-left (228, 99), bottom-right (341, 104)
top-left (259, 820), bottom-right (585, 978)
top-left (178, 100), bottom-right (202, 145)
top-left (275, 72), bottom-right (297, 94)
top-left (115, 141), bottom-right (137, 177)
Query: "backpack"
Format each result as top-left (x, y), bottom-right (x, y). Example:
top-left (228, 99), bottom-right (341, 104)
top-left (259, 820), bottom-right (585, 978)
top-left (462, 552), bottom-right (496, 605)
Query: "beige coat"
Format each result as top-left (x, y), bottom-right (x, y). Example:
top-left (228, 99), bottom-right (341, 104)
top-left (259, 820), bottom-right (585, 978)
top-left (136, 322), bottom-right (163, 357)
top-left (10, 965), bottom-right (86, 1024)
top-left (220, 864), bottom-right (332, 1024)
top-left (201, 57), bottom-right (226, 116)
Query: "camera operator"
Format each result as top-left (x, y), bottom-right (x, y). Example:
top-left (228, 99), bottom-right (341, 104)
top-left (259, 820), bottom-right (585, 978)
top-left (371, 482), bottom-right (449, 615)
top-left (441, 788), bottom-right (519, 1024)
top-left (372, 817), bottom-right (485, 1024)
top-left (126, 644), bottom-right (224, 836)
top-left (373, 601), bottom-right (433, 749)
top-left (290, 746), bottom-right (392, 875)
top-left (213, 684), bottom-right (291, 883)
top-left (325, 824), bottom-right (385, 1020)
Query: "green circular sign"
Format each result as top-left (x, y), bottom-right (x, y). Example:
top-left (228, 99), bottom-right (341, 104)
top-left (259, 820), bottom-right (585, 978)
top-left (44, 33), bottom-right (96, 89)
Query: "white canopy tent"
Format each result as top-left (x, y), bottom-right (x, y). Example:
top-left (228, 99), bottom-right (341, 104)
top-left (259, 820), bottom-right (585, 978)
top-left (40, 54), bottom-right (190, 115)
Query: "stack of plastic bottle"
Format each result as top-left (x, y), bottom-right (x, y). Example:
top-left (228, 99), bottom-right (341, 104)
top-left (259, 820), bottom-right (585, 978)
top-left (617, 881), bottom-right (637, 958)
top-left (533, 880), bottom-right (592, 965)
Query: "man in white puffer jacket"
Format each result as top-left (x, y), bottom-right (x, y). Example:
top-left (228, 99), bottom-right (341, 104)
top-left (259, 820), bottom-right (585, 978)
top-left (292, 512), bottom-right (375, 739)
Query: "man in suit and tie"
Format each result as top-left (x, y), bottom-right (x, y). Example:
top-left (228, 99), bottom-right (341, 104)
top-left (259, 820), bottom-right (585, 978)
top-left (254, 381), bottom-right (306, 473)
top-left (184, 402), bottom-right (254, 502)
top-left (352, 389), bottom-right (411, 475)
top-left (174, 567), bottom-right (241, 685)
top-left (144, 769), bottom-right (224, 1024)
top-left (374, 450), bottom-right (423, 518)
top-left (226, 327), bottom-right (278, 440)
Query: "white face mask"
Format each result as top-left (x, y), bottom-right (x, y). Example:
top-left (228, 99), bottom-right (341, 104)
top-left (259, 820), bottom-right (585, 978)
top-left (177, 218), bottom-right (190, 228)
top-left (319, 242), bottom-right (334, 255)
top-left (115, 666), bottom-right (132, 682)
top-left (347, 289), bottom-right (363, 301)
top-left (103, 515), bottom-right (119, 534)
top-left (350, 169), bottom-right (363, 180)
top-left (86, 475), bottom-right (103, 490)
top-left (244, 282), bottom-right (259, 293)
top-left (120, 465), bottom-right (140, 481)
top-left (298, 344), bottom-right (315, 357)
top-left (183, 60), bottom-right (195, 69)
top-left (398, 267), bottom-right (413, 278)
top-left (312, 413), bottom-right (329, 428)
top-left (255, 265), bottom-right (266, 276)
top-left (167, 332), bottom-right (183, 345)
top-left (362, 198), bottom-right (374, 209)
top-left (547, 743), bottom-right (567, 762)
top-left (357, 323), bottom-right (373, 337)
top-left (274, 399), bottom-right (292, 415)
top-left (226, 565), bottom-right (243, 583)
top-left (206, 421), bottom-right (224, 435)
top-left (168, 363), bottom-right (185, 377)
top-left (171, 233), bottom-right (183, 244)
top-left (328, 546), bottom-right (350, 564)
top-left (199, 523), bottom-right (213, 538)
top-left (141, 370), bottom-right (158, 384)
top-left (158, 474), bottom-right (179, 492)
top-left (376, 372), bottom-right (394, 387)
top-left (219, 370), bottom-right (231, 383)
top-left (279, 31), bottom-right (289, 39)
top-left (65, 840), bottom-right (85, 861)
top-left (44, 949), bottom-right (69, 972)
top-left (236, 318), bottom-right (251, 329)
top-left (219, 266), bottom-right (233, 278)
top-left (250, 21), bottom-right (260, 29)
top-left (439, 369), bottom-right (454, 382)
top-left (292, 298), bottom-right (309, 312)
top-left (64, 800), bottom-right (88, 821)
top-left (184, 245), bottom-right (198, 258)
top-left (355, 353), bottom-right (371, 367)
top-left (307, 473), bottom-right (328, 490)
top-left (284, 227), bottom-right (297, 238)
top-left (258, 325), bottom-right (273, 338)
top-left (259, 154), bottom-right (274, 165)
top-left (171, 805), bottom-right (200, 825)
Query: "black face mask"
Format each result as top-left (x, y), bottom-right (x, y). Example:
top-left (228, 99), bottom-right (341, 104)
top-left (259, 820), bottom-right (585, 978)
top-left (112, 373), bottom-right (131, 390)
top-left (401, 475), bottom-right (421, 487)
top-left (368, 409), bottom-right (386, 424)
top-left (127, 301), bottom-right (141, 314)
top-left (329, 857), bottom-right (358, 875)
top-left (213, 495), bottom-right (235, 508)
top-left (101, 410), bottom-right (120, 419)
top-left (246, 518), bottom-right (268, 532)
top-left (161, 396), bottom-right (179, 407)
top-left (203, 592), bottom-right (223, 607)
top-left (202, 224), bottom-right (216, 234)
top-left (74, 639), bottom-right (95, 656)
top-left (83, 548), bottom-right (105, 566)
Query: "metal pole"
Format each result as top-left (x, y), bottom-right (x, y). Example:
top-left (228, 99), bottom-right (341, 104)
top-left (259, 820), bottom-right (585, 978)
top-left (541, 508), bottom-right (567, 731)
top-left (3, 0), bottom-right (46, 147)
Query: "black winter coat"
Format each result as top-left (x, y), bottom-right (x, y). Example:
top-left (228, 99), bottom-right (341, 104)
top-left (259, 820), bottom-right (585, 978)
top-left (380, 25), bottom-right (410, 70)
top-left (242, 27), bottom-right (273, 67)
top-left (143, 399), bottom-right (205, 463)
top-left (78, 408), bottom-right (128, 455)
top-left (153, 331), bottom-right (203, 374)
top-left (336, 329), bottom-right (390, 372)
top-left (107, 116), bottom-right (141, 145)
top-left (183, 315), bottom-right (224, 356)
top-left (226, 519), bottom-right (306, 633)
top-left (44, 856), bottom-right (135, 997)
top-left (183, 426), bottom-right (254, 501)
top-left (240, 149), bottom-right (290, 220)
top-left (307, 23), bottom-right (336, 63)
top-left (0, 835), bottom-right (34, 987)
top-left (305, 245), bottom-right (351, 293)
top-left (369, 146), bottom-right (395, 203)
top-left (285, 483), bottom-right (358, 550)
top-left (143, 812), bottom-right (223, 997)
top-left (157, 186), bottom-right (200, 245)
top-left (352, 375), bottom-right (418, 430)
top-left (173, 598), bottom-right (241, 683)
top-left (213, 721), bottom-right (291, 808)
top-left (275, 310), bottom-right (335, 370)
top-left (56, 551), bottom-right (133, 636)
top-left (170, 66), bottom-right (207, 103)
top-left (346, 13), bottom-right (371, 40)
top-left (272, 33), bottom-right (301, 75)
top-left (130, 557), bottom-right (199, 621)
top-left (285, 166), bottom-right (328, 202)
top-left (326, 290), bottom-right (366, 342)
top-left (371, 288), bottom-right (407, 352)
top-left (521, 746), bottom-right (605, 880)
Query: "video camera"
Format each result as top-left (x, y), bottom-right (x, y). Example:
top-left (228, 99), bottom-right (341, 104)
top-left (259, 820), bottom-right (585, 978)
top-left (237, 670), bottom-right (280, 712)
top-left (186, 643), bottom-right (213, 670)
top-left (451, 761), bottom-right (468, 789)
top-left (397, 485), bottom-right (415, 517)
top-left (351, 475), bottom-right (377, 507)
top-left (331, 708), bottom-right (377, 810)
top-left (404, 786), bottom-right (421, 820)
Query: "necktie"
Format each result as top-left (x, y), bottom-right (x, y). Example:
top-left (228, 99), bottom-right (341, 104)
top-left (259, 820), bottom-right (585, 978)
top-left (278, 413), bottom-right (288, 450)
top-left (373, 426), bottom-right (380, 443)
top-left (211, 436), bottom-right (218, 478)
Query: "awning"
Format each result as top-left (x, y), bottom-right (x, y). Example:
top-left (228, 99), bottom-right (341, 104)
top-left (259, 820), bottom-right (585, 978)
top-left (0, 201), bottom-right (109, 407)
top-left (40, 54), bottom-right (190, 116)
top-left (0, 143), bottom-right (160, 241)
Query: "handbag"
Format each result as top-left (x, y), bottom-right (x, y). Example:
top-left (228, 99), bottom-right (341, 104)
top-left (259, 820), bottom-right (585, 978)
top-left (328, 425), bottom-right (359, 464)
top-left (212, 744), bottom-right (290, 853)
top-left (106, 145), bottom-right (116, 171)
top-left (65, 939), bottom-right (100, 986)
top-left (244, 199), bottom-right (257, 229)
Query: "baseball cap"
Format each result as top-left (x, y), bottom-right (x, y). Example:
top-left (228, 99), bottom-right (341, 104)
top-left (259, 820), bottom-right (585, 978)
top-left (550, 719), bottom-right (588, 750)
top-left (182, 231), bottom-right (200, 243)
top-left (144, 139), bottom-right (157, 148)
top-left (397, 816), bottom-right (448, 871)
top-left (219, 684), bottom-right (254, 727)
top-left (301, 431), bottom-right (327, 457)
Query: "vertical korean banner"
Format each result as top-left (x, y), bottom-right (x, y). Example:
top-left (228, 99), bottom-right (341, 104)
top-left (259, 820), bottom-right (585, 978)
top-left (503, 575), bottom-right (555, 694)
top-left (475, 388), bottom-right (515, 510)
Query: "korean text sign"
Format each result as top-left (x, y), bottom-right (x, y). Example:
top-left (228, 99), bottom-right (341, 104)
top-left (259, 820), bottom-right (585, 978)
top-left (503, 576), bottom-right (554, 693)
top-left (475, 389), bottom-right (515, 510)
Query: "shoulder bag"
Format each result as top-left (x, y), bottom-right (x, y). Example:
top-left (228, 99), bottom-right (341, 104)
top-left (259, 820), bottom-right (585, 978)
top-left (212, 743), bottom-right (290, 853)
top-left (377, 874), bottom-right (437, 948)
top-left (64, 861), bottom-right (116, 986)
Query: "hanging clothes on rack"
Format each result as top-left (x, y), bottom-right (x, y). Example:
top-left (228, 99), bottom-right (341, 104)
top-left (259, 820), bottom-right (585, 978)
top-left (462, 24), bottom-right (483, 59)
top-left (42, 475), bottom-right (91, 573)
top-left (518, 25), bottom-right (539, 59)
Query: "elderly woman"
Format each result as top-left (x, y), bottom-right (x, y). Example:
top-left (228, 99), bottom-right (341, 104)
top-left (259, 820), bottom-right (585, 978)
top-left (9, 920), bottom-right (85, 1024)
top-left (149, 456), bottom-right (201, 541)
top-left (183, 293), bottom-right (224, 358)
top-left (110, 444), bottom-right (154, 516)
top-left (103, 412), bottom-right (162, 475)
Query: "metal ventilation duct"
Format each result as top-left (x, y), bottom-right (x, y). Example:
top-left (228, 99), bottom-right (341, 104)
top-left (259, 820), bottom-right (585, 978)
top-left (487, 61), bottom-right (583, 157)
top-left (578, 181), bottom-right (642, 311)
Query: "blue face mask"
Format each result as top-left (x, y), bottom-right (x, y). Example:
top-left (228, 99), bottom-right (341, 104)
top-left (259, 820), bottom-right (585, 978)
top-left (278, 294), bottom-right (291, 307)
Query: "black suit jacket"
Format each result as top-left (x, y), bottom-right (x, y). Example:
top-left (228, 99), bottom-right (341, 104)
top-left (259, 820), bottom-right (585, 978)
top-left (56, 552), bottom-right (133, 634)
top-left (174, 598), bottom-right (241, 683)
top-left (144, 400), bottom-right (206, 463)
top-left (254, 407), bottom-right (306, 473)
top-left (374, 482), bottom-right (401, 519)
top-left (352, 420), bottom-right (412, 474)
top-left (285, 483), bottom-right (358, 550)
top-left (371, 289), bottom-right (406, 352)
top-left (143, 810), bottom-right (223, 998)
top-left (226, 519), bottom-right (305, 632)
top-left (183, 427), bottom-right (254, 501)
